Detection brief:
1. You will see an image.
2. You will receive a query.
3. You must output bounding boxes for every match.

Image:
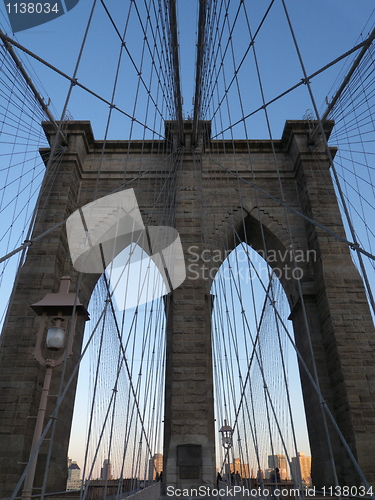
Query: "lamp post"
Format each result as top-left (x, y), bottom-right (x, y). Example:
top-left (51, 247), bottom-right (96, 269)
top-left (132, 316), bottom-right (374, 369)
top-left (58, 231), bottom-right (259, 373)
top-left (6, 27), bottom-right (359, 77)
top-left (219, 420), bottom-right (233, 486)
top-left (21, 276), bottom-right (88, 500)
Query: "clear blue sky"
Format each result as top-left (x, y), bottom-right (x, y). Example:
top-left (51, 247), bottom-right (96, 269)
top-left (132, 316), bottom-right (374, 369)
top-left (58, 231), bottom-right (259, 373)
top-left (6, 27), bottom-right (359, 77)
top-left (1, 1), bottom-right (374, 140)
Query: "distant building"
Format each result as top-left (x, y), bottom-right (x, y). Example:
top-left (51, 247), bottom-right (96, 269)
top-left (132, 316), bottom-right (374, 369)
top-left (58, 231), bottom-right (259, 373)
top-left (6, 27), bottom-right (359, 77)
top-left (101, 459), bottom-right (113, 480)
top-left (148, 453), bottom-right (163, 481)
top-left (291, 452), bottom-right (311, 487)
top-left (264, 468), bottom-right (273, 480)
top-left (67, 460), bottom-right (81, 490)
top-left (268, 454), bottom-right (288, 480)
top-left (228, 458), bottom-right (250, 478)
top-left (268, 454), bottom-right (287, 470)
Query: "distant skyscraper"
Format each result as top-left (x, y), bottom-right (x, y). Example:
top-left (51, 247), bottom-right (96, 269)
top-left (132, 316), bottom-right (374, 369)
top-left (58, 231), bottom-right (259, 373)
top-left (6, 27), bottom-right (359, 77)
top-left (265, 468), bottom-right (274, 480)
top-left (291, 452), bottom-right (311, 487)
top-left (100, 459), bottom-right (113, 480)
top-left (268, 454), bottom-right (288, 480)
top-left (229, 458), bottom-right (250, 478)
top-left (67, 460), bottom-right (81, 490)
top-left (148, 453), bottom-right (163, 481)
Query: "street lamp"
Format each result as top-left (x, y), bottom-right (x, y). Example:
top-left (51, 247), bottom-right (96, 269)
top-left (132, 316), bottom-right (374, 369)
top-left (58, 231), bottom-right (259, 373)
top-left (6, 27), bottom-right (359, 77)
top-left (219, 420), bottom-right (233, 486)
top-left (21, 276), bottom-right (89, 500)
top-left (219, 420), bottom-right (233, 450)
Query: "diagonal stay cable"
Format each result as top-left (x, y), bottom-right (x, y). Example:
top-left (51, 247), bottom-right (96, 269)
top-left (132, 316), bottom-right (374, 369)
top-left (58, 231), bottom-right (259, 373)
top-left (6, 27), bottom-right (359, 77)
top-left (98, 0), bottom-right (173, 123)
top-left (212, 33), bottom-right (375, 138)
top-left (280, 0), bottom-right (375, 317)
top-left (0, 32), bottom-right (168, 140)
top-left (11, 177), bottom-right (175, 499)
top-left (309, 25), bottom-right (375, 143)
top-left (79, 247), bottom-right (156, 500)
top-left (0, 151), bottom-right (177, 264)
top-left (203, 0), bottom-right (276, 124)
top-left (215, 197), bottom-right (374, 493)
top-left (0, 28), bottom-right (66, 143)
top-left (204, 153), bottom-right (375, 261)
top-left (10, 299), bottom-right (111, 500)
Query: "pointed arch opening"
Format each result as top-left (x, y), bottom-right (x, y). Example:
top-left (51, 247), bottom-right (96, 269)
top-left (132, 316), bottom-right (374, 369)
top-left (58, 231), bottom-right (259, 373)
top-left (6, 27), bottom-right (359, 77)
top-left (211, 242), bottom-right (311, 486)
top-left (67, 243), bottom-right (167, 490)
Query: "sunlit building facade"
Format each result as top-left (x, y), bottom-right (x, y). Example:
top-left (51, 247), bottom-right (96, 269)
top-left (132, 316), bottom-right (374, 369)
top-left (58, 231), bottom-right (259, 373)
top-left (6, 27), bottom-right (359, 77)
top-left (67, 460), bottom-right (81, 490)
top-left (291, 452), bottom-right (312, 487)
top-left (148, 453), bottom-right (163, 481)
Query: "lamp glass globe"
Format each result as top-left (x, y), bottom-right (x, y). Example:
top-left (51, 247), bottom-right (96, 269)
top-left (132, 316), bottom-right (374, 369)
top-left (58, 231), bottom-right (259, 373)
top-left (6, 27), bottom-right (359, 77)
top-left (46, 326), bottom-right (65, 350)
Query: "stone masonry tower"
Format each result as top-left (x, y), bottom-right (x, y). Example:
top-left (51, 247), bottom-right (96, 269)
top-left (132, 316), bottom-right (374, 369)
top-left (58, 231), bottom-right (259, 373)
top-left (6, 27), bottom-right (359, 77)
top-left (0, 120), bottom-right (375, 498)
